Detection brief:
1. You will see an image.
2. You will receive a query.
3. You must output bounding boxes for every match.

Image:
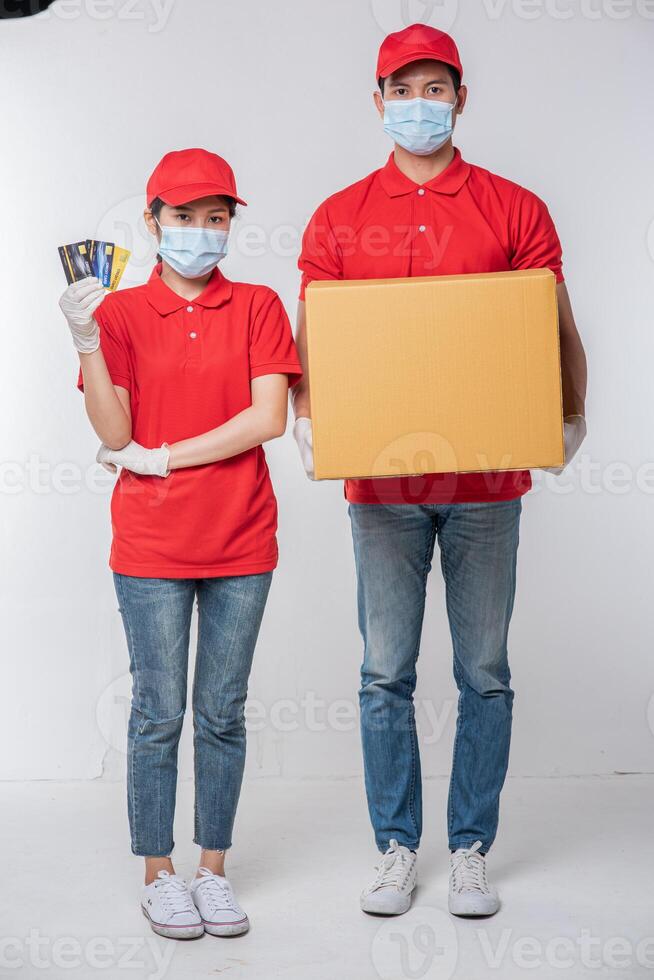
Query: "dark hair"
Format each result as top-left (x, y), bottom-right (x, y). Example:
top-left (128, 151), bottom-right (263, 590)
top-left (378, 64), bottom-right (461, 95)
top-left (149, 195), bottom-right (237, 262)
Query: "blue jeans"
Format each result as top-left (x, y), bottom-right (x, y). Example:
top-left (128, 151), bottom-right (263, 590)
top-left (349, 498), bottom-right (522, 854)
top-left (113, 572), bottom-right (272, 857)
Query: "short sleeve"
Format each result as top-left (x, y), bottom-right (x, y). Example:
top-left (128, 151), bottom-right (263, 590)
top-left (76, 301), bottom-right (132, 393)
top-left (509, 188), bottom-right (564, 283)
top-left (298, 200), bottom-right (343, 300)
top-left (249, 289), bottom-right (303, 388)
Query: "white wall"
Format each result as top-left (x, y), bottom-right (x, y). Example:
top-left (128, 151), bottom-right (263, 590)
top-left (0, 0), bottom-right (652, 782)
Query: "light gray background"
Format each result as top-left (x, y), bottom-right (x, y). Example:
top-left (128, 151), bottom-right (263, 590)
top-left (0, 0), bottom-right (652, 784)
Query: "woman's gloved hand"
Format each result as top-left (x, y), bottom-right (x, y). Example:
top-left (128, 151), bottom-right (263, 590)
top-left (293, 417), bottom-right (314, 480)
top-left (58, 277), bottom-right (106, 353)
top-left (544, 415), bottom-right (587, 475)
top-left (97, 440), bottom-right (171, 477)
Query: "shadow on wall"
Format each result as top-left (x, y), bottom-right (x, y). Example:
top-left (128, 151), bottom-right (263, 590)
top-left (0, 0), bottom-right (56, 17)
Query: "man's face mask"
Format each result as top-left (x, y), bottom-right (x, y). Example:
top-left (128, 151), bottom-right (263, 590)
top-left (383, 96), bottom-right (457, 156)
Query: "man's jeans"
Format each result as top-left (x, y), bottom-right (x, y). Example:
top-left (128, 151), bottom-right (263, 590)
top-left (349, 498), bottom-right (522, 854)
top-left (113, 571), bottom-right (272, 857)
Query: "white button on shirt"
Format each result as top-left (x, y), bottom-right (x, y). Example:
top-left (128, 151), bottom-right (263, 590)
top-left (418, 225), bottom-right (426, 232)
top-left (186, 305), bottom-right (194, 313)
top-left (418, 188), bottom-right (425, 196)
top-left (189, 331), bottom-right (197, 339)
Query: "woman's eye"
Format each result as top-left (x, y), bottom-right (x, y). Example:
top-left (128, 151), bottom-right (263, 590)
top-left (208, 216), bottom-right (223, 224)
top-left (175, 213), bottom-right (189, 222)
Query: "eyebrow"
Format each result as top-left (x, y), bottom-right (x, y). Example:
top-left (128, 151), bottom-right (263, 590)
top-left (171, 205), bottom-right (228, 214)
top-left (390, 76), bottom-right (449, 86)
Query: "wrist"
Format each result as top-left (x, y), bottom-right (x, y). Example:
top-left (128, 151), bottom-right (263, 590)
top-left (160, 442), bottom-right (172, 477)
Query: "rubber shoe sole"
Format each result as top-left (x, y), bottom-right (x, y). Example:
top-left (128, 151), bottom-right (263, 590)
top-left (202, 915), bottom-right (250, 937)
top-left (141, 906), bottom-right (204, 939)
top-left (448, 893), bottom-right (500, 917)
top-left (360, 885), bottom-right (415, 916)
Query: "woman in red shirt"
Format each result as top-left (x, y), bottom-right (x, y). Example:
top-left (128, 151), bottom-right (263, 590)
top-left (59, 149), bottom-right (302, 940)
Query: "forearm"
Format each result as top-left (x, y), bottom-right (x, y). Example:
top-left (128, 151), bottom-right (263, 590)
top-left (78, 349), bottom-right (131, 449)
top-left (291, 377), bottom-right (311, 419)
top-left (556, 282), bottom-right (587, 417)
top-left (292, 300), bottom-right (312, 418)
top-left (167, 403), bottom-right (286, 470)
top-left (560, 331), bottom-right (587, 417)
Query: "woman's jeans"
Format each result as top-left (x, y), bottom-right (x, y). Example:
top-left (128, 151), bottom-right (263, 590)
top-left (349, 498), bottom-right (522, 855)
top-left (113, 572), bottom-right (272, 857)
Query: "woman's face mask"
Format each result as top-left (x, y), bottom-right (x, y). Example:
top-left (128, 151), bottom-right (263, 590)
top-left (383, 96), bottom-right (457, 156)
top-left (155, 216), bottom-right (229, 279)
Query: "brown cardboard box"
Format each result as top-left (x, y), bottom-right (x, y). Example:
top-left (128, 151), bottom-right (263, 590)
top-left (305, 268), bottom-right (564, 480)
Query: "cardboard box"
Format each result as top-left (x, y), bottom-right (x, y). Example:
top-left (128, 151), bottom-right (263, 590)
top-left (305, 268), bottom-right (564, 480)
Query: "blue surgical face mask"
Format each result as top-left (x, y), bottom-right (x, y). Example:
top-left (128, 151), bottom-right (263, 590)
top-left (383, 97), bottom-right (457, 156)
top-left (155, 217), bottom-right (229, 278)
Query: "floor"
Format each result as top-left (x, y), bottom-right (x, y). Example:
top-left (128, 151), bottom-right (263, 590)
top-left (1, 775), bottom-right (652, 980)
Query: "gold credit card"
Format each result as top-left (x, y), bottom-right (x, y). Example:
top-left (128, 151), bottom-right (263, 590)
top-left (109, 245), bottom-right (130, 291)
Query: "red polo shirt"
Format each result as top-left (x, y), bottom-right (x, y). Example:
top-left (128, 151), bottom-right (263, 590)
top-left (298, 147), bottom-right (564, 505)
top-left (78, 265), bottom-right (302, 578)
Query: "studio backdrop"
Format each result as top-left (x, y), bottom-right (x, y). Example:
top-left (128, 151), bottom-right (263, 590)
top-left (0, 0), bottom-right (652, 784)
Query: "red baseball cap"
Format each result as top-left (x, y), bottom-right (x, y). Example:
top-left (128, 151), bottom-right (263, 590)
top-left (146, 148), bottom-right (247, 208)
top-left (376, 23), bottom-right (463, 82)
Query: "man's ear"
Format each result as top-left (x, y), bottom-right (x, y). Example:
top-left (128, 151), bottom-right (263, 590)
top-left (455, 85), bottom-right (468, 115)
top-left (373, 89), bottom-right (385, 119)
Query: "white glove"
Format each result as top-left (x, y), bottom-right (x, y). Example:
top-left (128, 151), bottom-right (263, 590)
top-left (58, 277), bottom-right (106, 353)
top-left (545, 415), bottom-right (587, 475)
top-left (293, 417), bottom-right (315, 480)
top-left (97, 440), bottom-right (171, 477)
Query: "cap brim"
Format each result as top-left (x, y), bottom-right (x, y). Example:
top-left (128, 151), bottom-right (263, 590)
top-left (154, 181), bottom-right (247, 207)
top-left (379, 49), bottom-right (462, 81)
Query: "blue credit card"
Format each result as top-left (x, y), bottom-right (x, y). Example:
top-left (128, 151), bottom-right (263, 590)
top-left (87, 240), bottom-right (115, 287)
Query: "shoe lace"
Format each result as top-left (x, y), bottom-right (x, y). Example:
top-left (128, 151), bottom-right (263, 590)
top-left (451, 841), bottom-right (489, 894)
top-left (195, 867), bottom-right (239, 914)
top-left (154, 871), bottom-right (195, 915)
top-left (372, 840), bottom-right (411, 890)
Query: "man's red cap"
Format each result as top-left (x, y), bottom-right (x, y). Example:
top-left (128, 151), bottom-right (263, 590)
top-left (146, 148), bottom-right (247, 208)
top-left (376, 23), bottom-right (463, 82)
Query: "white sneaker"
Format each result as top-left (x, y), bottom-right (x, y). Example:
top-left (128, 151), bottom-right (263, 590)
top-left (360, 839), bottom-right (418, 915)
top-left (190, 867), bottom-right (250, 937)
top-left (141, 870), bottom-right (204, 939)
top-left (448, 841), bottom-right (500, 916)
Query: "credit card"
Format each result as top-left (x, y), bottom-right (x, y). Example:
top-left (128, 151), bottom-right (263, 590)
top-left (58, 241), bottom-right (93, 284)
top-left (87, 240), bottom-right (115, 287)
top-left (108, 245), bottom-right (131, 291)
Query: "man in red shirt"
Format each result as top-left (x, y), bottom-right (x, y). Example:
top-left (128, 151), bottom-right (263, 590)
top-left (293, 24), bottom-right (587, 916)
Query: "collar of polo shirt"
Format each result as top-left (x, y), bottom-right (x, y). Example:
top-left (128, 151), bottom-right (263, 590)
top-left (144, 263), bottom-right (234, 315)
top-left (379, 147), bottom-right (471, 198)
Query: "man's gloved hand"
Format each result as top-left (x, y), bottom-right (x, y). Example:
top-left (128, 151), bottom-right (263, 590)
top-left (97, 440), bottom-right (171, 477)
top-left (293, 417), bottom-right (315, 480)
top-left (544, 415), bottom-right (587, 475)
top-left (58, 277), bottom-right (106, 353)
